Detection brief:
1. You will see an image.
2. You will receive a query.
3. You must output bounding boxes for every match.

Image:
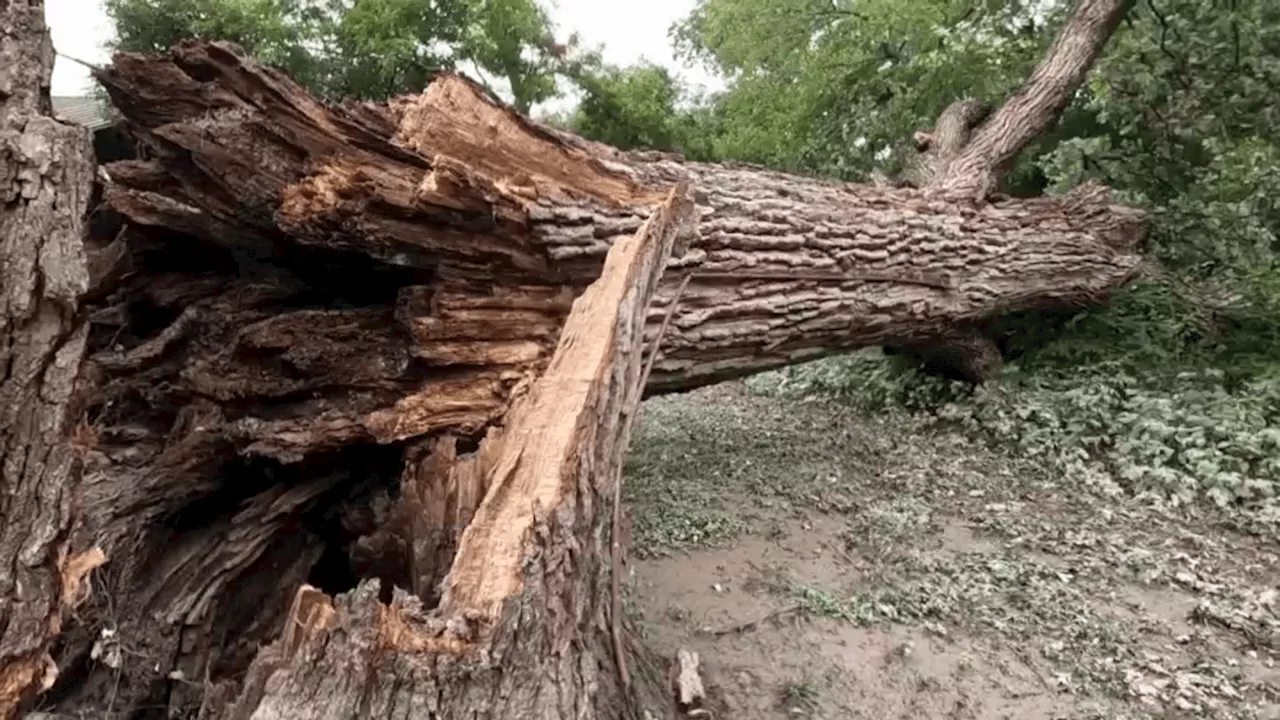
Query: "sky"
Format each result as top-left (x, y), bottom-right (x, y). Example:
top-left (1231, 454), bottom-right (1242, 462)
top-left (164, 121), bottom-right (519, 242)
top-left (45, 0), bottom-right (723, 113)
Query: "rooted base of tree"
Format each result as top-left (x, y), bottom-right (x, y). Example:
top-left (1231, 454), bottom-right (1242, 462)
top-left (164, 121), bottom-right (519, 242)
top-left (11, 27), bottom-right (1146, 719)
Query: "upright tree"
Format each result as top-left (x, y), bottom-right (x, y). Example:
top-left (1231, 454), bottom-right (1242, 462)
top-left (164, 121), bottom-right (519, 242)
top-left (0, 1), bottom-right (100, 718)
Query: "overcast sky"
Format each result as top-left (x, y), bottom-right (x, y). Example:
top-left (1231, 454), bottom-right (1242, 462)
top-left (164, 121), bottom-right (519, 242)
top-left (45, 0), bottom-right (722, 113)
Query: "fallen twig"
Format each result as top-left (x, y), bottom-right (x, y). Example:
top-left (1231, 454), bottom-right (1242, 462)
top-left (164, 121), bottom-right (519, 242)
top-left (707, 603), bottom-right (801, 637)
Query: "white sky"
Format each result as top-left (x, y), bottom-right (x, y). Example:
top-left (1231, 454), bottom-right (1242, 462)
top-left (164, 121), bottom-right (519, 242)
top-left (46, 0), bottom-right (723, 113)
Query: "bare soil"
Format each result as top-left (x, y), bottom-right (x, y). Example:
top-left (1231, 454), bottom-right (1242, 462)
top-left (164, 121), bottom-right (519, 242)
top-left (623, 381), bottom-right (1280, 719)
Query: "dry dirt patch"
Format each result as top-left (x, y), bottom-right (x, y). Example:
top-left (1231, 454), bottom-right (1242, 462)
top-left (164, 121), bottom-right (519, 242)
top-left (623, 381), bottom-right (1280, 719)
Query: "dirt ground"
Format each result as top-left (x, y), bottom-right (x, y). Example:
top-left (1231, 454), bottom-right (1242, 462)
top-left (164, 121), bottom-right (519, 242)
top-left (623, 380), bottom-right (1280, 720)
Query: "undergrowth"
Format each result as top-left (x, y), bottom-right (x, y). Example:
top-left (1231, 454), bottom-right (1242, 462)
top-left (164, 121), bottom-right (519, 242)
top-left (749, 277), bottom-right (1280, 517)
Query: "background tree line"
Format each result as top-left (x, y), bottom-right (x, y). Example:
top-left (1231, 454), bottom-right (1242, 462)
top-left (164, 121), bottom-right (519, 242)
top-left (104, 0), bottom-right (1280, 511)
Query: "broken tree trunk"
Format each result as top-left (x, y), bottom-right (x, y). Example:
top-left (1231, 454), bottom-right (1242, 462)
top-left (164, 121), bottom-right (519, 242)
top-left (0, 3), bottom-right (102, 718)
top-left (93, 36), bottom-right (1145, 395)
top-left (25, 0), bottom-right (1146, 716)
top-left (210, 181), bottom-right (690, 720)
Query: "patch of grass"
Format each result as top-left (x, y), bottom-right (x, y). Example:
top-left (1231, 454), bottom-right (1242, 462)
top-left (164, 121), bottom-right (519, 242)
top-left (780, 678), bottom-right (821, 716)
top-left (939, 367), bottom-right (1280, 512)
top-left (754, 350), bottom-right (1280, 517)
top-left (790, 584), bottom-right (857, 622)
top-left (624, 385), bottom-right (886, 556)
top-left (626, 501), bottom-right (749, 558)
top-left (628, 377), bottom-right (1280, 716)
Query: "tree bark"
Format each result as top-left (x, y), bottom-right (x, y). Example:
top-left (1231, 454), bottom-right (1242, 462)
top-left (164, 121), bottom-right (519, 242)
top-left (0, 2), bottom-right (100, 718)
top-left (91, 39), bottom-right (1145, 396)
top-left (887, 0), bottom-right (1135, 375)
top-left (29, 0), bottom-right (1144, 716)
top-left (928, 0), bottom-right (1135, 200)
top-left (208, 181), bottom-right (688, 720)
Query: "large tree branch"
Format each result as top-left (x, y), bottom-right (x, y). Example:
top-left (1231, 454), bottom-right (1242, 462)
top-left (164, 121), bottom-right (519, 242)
top-left (89, 41), bottom-right (1147, 398)
top-left (929, 0), bottom-right (1134, 198)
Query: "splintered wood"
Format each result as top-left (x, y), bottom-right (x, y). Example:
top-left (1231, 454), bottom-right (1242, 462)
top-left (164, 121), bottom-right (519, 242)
top-left (213, 184), bottom-right (692, 719)
top-left (443, 181), bottom-right (693, 621)
top-left (675, 649), bottom-right (709, 716)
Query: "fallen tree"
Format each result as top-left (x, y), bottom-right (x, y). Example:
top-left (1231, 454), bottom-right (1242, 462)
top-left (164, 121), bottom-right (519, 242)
top-left (1, 1), bottom-right (1146, 718)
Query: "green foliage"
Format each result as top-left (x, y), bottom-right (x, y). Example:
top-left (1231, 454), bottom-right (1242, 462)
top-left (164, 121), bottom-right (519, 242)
top-left (558, 0), bottom-right (1075, 177)
top-left (738, 0), bottom-right (1280, 515)
top-left (459, 0), bottom-right (559, 112)
top-left (937, 368), bottom-right (1280, 510)
top-left (1023, 0), bottom-right (1280, 376)
top-left (105, 0), bottom-right (323, 85)
top-left (667, 0), bottom-right (1065, 177)
top-left (557, 58), bottom-right (719, 159)
top-left (746, 350), bottom-right (967, 413)
top-left (1040, 0), bottom-right (1280, 274)
top-left (104, 0), bottom-right (563, 107)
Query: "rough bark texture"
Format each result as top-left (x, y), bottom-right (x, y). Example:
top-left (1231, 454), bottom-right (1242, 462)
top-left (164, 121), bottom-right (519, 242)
top-left (207, 183), bottom-right (688, 720)
top-left (882, 0), bottom-right (1136, 375)
top-left (0, 2), bottom-right (99, 718)
top-left (898, 98), bottom-right (993, 190)
top-left (27, 0), bottom-right (1143, 715)
top-left (89, 41), bottom-right (1146, 397)
top-left (637, 161), bottom-right (1144, 390)
top-left (928, 0), bottom-right (1135, 199)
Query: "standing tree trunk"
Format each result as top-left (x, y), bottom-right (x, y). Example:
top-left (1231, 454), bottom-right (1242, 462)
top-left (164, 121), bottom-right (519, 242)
top-left (22, 0), bottom-right (1141, 718)
top-left (0, 1), bottom-right (101, 718)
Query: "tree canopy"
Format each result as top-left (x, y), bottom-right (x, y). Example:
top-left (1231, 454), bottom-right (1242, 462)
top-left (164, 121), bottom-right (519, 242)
top-left (104, 0), bottom-right (564, 111)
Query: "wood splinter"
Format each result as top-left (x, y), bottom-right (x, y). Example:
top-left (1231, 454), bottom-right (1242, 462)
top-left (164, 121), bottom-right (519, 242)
top-left (674, 648), bottom-right (710, 717)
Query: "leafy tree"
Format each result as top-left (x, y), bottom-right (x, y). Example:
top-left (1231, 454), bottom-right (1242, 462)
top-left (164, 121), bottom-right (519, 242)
top-left (460, 0), bottom-right (560, 113)
top-left (647, 0), bottom-right (1277, 375)
top-left (1024, 0), bottom-right (1280, 373)
top-left (668, 0), bottom-right (1069, 179)
top-left (104, 0), bottom-right (563, 108)
top-left (557, 56), bottom-right (719, 160)
top-left (684, 0), bottom-right (1280, 509)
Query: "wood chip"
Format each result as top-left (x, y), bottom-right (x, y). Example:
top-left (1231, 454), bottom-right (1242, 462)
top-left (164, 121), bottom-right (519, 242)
top-left (675, 648), bottom-right (706, 711)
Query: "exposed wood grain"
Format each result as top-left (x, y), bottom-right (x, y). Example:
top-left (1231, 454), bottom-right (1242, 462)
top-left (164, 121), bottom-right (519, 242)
top-left (214, 179), bottom-right (691, 720)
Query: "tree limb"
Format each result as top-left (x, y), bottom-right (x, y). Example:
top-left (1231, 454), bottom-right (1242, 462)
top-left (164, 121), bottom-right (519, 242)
top-left (930, 0), bottom-right (1135, 199)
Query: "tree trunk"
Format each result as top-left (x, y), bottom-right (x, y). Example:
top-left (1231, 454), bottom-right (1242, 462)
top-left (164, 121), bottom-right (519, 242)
top-left (92, 36), bottom-right (1145, 395)
top-left (208, 182), bottom-right (689, 720)
top-left (26, 1), bottom-right (1144, 717)
top-left (0, 2), bottom-right (100, 718)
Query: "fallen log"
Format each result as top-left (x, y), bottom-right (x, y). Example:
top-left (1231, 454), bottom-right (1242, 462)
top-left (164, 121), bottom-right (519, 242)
top-left (95, 40), bottom-right (1145, 394)
top-left (12, 0), bottom-right (1146, 716)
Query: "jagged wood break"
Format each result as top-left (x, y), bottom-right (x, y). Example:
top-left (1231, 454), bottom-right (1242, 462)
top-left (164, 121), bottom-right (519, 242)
top-left (18, 0), bottom-right (1143, 716)
top-left (211, 181), bottom-right (690, 720)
